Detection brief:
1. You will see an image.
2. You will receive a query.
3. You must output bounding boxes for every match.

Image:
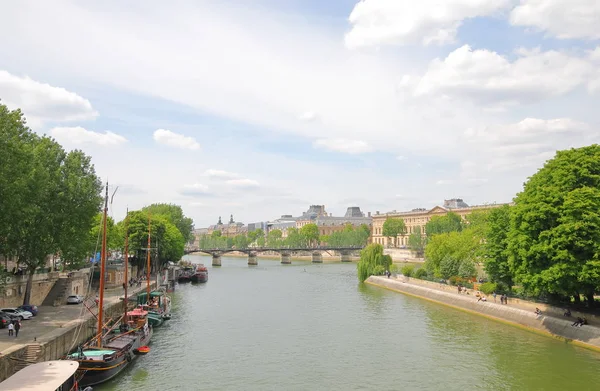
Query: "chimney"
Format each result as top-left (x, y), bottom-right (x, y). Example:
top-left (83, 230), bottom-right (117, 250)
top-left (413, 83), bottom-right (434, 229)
top-left (376, 211), bottom-right (380, 215)
top-left (368, 212), bottom-right (371, 217)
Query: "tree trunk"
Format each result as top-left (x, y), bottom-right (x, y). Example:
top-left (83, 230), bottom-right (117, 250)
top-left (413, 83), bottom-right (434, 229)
top-left (23, 268), bottom-right (35, 305)
top-left (585, 291), bottom-right (595, 308)
top-left (573, 292), bottom-right (581, 305)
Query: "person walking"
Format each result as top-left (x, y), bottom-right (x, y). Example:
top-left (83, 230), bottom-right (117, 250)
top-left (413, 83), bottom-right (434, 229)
top-left (7, 321), bottom-right (14, 336)
top-left (14, 320), bottom-right (21, 337)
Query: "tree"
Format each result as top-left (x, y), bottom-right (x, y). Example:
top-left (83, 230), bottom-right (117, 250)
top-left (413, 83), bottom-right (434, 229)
top-left (382, 218), bottom-right (406, 247)
top-left (424, 230), bottom-right (482, 279)
top-left (407, 226), bottom-right (425, 256)
top-left (425, 212), bottom-right (463, 237)
top-left (507, 145), bottom-right (600, 306)
top-left (300, 223), bottom-right (320, 247)
top-left (484, 205), bottom-right (513, 288)
top-left (142, 203), bottom-right (194, 243)
top-left (267, 229), bottom-right (283, 247)
top-left (285, 228), bottom-right (304, 247)
top-left (357, 243), bottom-right (392, 282)
top-left (211, 230), bottom-right (222, 238)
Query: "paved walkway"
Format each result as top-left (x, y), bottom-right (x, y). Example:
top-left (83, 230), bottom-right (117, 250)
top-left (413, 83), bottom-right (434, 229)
top-left (0, 284), bottom-right (153, 354)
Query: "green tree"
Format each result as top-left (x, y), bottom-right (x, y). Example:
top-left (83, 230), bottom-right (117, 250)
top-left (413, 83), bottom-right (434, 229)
top-left (142, 203), bottom-right (194, 243)
top-left (284, 228), bottom-right (304, 247)
top-left (357, 243), bottom-right (392, 282)
top-left (211, 230), bottom-right (222, 239)
top-left (425, 212), bottom-right (463, 237)
top-left (267, 229), bottom-right (283, 247)
top-left (300, 223), bottom-right (320, 247)
top-left (382, 218), bottom-right (406, 247)
top-left (484, 205), bottom-right (513, 288)
top-left (424, 230), bottom-right (482, 279)
top-left (407, 225), bottom-right (425, 256)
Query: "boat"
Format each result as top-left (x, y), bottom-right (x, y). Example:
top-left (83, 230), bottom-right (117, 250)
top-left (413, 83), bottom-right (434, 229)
top-left (177, 266), bottom-right (194, 283)
top-left (63, 183), bottom-right (153, 388)
top-left (0, 360), bottom-right (81, 391)
top-left (190, 264), bottom-right (208, 283)
top-left (137, 290), bottom-right (172, 327)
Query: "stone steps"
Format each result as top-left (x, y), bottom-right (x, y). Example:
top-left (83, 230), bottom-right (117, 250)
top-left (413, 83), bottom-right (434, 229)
top-left (14, 343), bottom-right (42, 372)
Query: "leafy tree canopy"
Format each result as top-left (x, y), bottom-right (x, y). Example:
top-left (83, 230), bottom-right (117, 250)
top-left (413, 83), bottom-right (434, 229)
top-left (382, 218), bottom-right (406, 247)
top-left (357, 243), bottom-right (392, 282)
top-left (425, 212), bottom-right (463, 237)
top-left (142, 203), bottom-right (194, 243)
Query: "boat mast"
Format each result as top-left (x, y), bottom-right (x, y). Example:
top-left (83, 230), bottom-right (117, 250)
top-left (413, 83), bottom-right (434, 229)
top-left (123, 208), bottom-right (130, 321)
top-left (146, 213), bottom-right (151, 301)
top-left (97, 182), bottom-right (109, 348)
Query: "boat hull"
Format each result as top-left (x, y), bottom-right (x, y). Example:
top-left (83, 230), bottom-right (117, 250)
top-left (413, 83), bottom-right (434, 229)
top-left (191, 272), bottom-right (208, 283)
top-left (148, 312), bottom-right (164, 328)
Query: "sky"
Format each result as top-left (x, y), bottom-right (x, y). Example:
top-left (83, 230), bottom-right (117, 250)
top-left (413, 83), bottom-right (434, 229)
top-left (1, 0), bottom-right (599, 228)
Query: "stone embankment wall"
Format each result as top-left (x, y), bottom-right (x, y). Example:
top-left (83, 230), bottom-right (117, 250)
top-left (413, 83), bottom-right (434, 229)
top-left (367, 276), bottom-right (600, 352)
top-left (0, 272), bottom-right (89, 307)
top-left (0, 282), bottom-right (156, 382)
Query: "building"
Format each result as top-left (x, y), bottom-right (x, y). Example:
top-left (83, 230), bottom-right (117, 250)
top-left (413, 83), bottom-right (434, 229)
top-left (207, 215), bottom-right (246, 237)
top-left (371, 199), bottom-right (508, 247)
top-left (295, 206), bottom-right (372, 236)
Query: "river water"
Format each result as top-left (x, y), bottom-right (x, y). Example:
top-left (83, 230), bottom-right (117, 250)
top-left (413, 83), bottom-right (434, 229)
top-left (97, 255), bottom-right (600, 391)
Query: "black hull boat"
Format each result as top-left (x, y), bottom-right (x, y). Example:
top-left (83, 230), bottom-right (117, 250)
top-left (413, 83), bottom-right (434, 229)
top-left (177, 266), bottom-right (194, 283)
top-left (190, 264), bottom-right (208, 283)
top-left (67, 310), bottom-right (153, 387)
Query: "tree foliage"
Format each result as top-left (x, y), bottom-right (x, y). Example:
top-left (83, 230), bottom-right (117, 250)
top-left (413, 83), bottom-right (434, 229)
top-left (425, 212), bottom-right (463, 237)
top-left (0, 103), bottom-right (103, 304)
top-left (484, 205), bottom-right (513, 288)
top-left (407, 226), bottom-right (425, 256)
top-left (322, 224), bottom-right (370, 247)
top-left (382, 218), bottom-right (406, 247)
top-left (142, 203), bottom-right (194, 243)
top-left (507, 145), bottom-right (600, 305)
top-left (357, 244), bottom-right (392, 282)
top-left (424, 224), bottom-right (482, 279)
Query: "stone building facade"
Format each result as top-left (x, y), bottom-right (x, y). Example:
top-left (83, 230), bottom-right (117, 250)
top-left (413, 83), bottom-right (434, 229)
top-left (371, 199), bottom-right (507, 247)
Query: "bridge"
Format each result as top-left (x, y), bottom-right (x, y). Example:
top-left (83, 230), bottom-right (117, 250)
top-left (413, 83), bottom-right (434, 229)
top-left (184, 246), bottom-right (364, 266)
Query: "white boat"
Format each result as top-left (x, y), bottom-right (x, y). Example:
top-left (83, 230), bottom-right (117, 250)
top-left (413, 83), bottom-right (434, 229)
top-left (0, 360), bottom-right (83, 391)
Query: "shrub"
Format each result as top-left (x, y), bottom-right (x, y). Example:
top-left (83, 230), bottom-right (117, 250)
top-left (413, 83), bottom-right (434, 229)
top-left (389, 264), bottom-right (399, 273)
top-left (401, 265), bottom-right (415, 277)
top-left (479, 282), bottom-right (497, 295)
top-left (448, 276), bottom-right (464, 286)
top-left (458, 259), bottom-right (477, 279)
top-left (357, 244), bottom-right (393, 282)
top-left (414, 267), bottom-right (428, 279)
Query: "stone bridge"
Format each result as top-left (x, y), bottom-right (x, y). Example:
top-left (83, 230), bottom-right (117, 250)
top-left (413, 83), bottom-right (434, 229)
top-left (184, 246), bottom-right (364, 266)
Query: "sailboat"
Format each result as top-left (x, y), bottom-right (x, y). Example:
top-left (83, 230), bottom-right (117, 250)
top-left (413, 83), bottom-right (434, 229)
top-left (64, 183), bottom-right (153, 388)
top-left (138, 213), bottom-right (172, 327)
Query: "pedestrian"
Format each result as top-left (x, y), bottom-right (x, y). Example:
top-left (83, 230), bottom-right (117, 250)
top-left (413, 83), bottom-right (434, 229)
top-left (14, 320), bottom-right (21, 337)
top-left (493, 292), bottom-right (497, 302)
top-left (7, 322), bottom-right (14, 336)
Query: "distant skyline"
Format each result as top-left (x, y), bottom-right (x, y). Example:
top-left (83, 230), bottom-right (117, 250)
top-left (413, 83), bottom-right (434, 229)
top-left (1, 1), bottom-right (598, 227)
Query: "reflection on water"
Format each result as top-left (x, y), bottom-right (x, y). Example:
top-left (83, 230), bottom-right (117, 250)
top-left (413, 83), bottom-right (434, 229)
top-left (97, 256), bottom-right (600, 391)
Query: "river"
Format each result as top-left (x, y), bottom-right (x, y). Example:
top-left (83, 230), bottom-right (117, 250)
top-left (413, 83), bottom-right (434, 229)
top-left (97, 255), bottom-right (600, 391)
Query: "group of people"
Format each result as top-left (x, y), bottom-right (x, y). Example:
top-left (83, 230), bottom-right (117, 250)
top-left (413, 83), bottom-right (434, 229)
top-left (128, 276), bottom-right (146, 288)
top-left (6, 319), bottom-right (21, 337)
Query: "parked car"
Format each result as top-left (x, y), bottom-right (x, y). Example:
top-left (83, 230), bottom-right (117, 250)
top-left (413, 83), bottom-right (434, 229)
top-left (18, 304), bottom-right (38, 316)
top-left (66, 295), bottom-right (83, 304)
top-left (0, 308), bottom-right (33, 320)
top-left (0, 311), bottom-right (20, 322)
top-left (0, 312), bottom-right (13, 328)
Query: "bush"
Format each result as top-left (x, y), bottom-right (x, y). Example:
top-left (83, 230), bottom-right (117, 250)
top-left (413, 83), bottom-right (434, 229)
top-left (389, 264), bottom-right (399, 273)
top-left (357, 244), bottom-right (392, 282)
top-left (479, 282), bottom-right (497, 295)
top-left (401, 265), bottom-right (415, 277)
top-left (414, 267), bottom-right (428, 279)
top-left (448, 276), bottom-right (464, 286)
top-left (458, 259), bottom-right (477, 279)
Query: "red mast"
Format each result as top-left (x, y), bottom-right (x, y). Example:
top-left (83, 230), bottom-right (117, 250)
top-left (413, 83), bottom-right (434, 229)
top-left (96, 183), bottom-right (109, 347)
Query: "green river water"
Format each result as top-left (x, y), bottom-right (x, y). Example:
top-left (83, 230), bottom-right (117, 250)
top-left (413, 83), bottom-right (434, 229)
top-left (97, 255), bottom-right (600, 391)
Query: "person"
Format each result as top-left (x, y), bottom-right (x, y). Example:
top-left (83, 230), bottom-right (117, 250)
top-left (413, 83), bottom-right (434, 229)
top-left (7, 321), bottom-right (14, 336)
top-left (535, 308), bottom-right (542, 316)
top-left (572, 317), bottom-right (584, 327)
top-left (14, 320), bottom-right (21, 337)
top-left (493, 292), bottom-right (497, 302)
top-left (564, 309), bottom-right (571, 317)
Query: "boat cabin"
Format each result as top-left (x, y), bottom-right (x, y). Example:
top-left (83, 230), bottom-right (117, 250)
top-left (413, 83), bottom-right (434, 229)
top-left (0, 360), bottom-right (80, 391)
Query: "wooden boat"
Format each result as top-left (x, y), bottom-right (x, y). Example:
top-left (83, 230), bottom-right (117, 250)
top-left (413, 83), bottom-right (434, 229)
top-left (190, 264), bottom-right (208, 283)
top-left (0, 361), bottom-right (81, 391)
top-left (63, 184), bottom-right (153, 388)
top-left (137, 290), bottom-right (172, 327)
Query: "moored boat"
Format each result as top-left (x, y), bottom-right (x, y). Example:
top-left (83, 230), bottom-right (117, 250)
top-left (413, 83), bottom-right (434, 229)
top-left (0, 360), bottom-right (81, 391)
top-left (190, 264), bottom-right (208, 283)
top-left (177, 266), bottom-right (194, 283)
top-left (137, 290), bottom-right (172, 327)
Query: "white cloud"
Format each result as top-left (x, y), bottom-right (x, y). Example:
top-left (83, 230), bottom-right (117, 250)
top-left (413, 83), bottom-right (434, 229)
top-left (50, 126), bottom-right (127, 146)
top-left (510, 0), bottom-right (600, 40)
top-left (436, 179), bottom-right (454, 185)
top-left (461, 118), bottom-right (597, 178)
top-left (226, 179), bottom-right (260, 189)
top-left (298, 111), bottom-right (318, 122)
top-left (204, 169), bottom-right (239, 179)
top-left (313, 138), bottom-right (374, 154)
top-left (153, 129), bottom-right (200, 150)
top-left (181, 183), bottom-right (211, 197)
top-left (0, 69), bottom-right (97, 127)
top-left (345, 0), bottom-right (511, 48)
top-left (396, 155), bottom-right (406, 161)
top-left (403, 45), bottom-right (598, 106)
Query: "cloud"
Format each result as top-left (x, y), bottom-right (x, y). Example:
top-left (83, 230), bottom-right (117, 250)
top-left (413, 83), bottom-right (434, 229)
top-left (510, 0), bottom-right (600, 40)
top-left (313, 138), bottom-right (373, 154)
top-left (436, 179), bottom-right (454, 185)
top-left (51, 126), bottom-right (127, 146)
top-left (180, 183), bottom-right (212, 197)
top-left (461, 118), bottom-right (597, 178)
top-left (204, 169), bottom-right (239, 179)
top-left (345, 0), bottom-right (511, 48)
top-left (226, 178), bottom-right (260, 189)
top-left (0, 69), bottom-right (97, 127)
top-left (402, 45), bottom-right (598, 106)
top-left (153, 129), bottom-right (200, 150)
top-left (298, 111), bottom-right (318, 122)
top-left (396, 155), bottom-right (406, 161)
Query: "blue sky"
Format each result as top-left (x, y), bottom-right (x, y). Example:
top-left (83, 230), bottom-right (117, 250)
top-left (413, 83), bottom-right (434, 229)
top-left (1, 0), bottom-right (599, 227)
